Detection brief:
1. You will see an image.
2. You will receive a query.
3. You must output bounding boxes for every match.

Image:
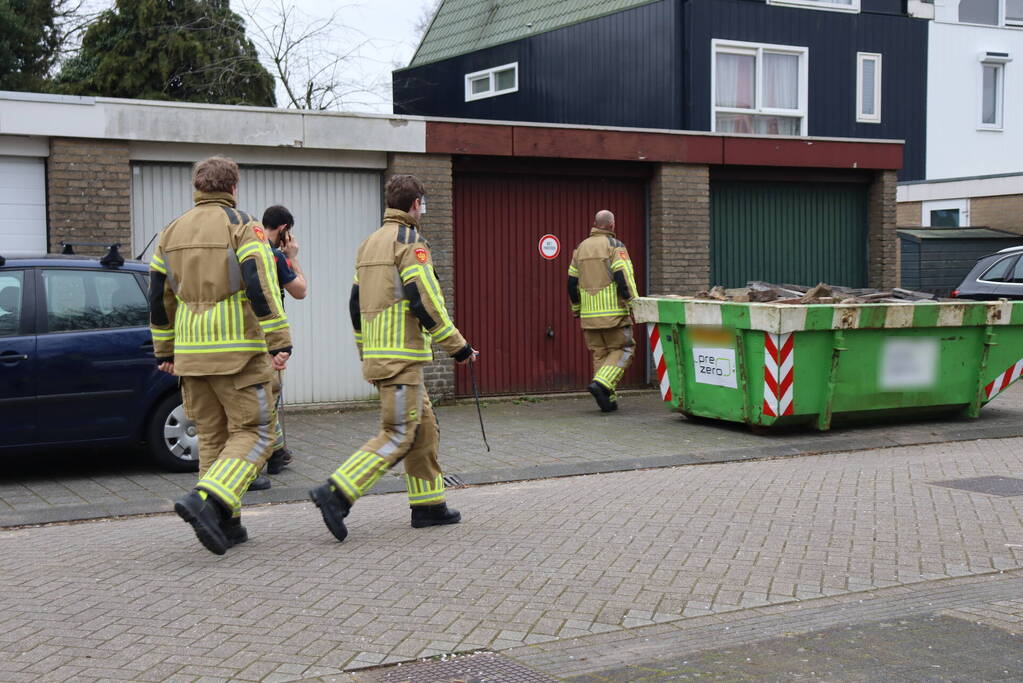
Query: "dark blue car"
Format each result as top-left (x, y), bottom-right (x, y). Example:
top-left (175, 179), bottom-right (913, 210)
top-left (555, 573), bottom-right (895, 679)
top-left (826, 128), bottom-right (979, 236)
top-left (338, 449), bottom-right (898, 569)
top-left (0, 251), bottom-right (199, 471)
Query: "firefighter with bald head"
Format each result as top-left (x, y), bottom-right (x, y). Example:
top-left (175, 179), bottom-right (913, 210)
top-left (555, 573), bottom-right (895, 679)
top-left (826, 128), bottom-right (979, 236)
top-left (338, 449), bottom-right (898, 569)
top-left (149, 156), bottom-right (292, 555)
top-left (309, 174), bottom-right (478, 542)
top-left (568, 210), bottom-right (639, 412)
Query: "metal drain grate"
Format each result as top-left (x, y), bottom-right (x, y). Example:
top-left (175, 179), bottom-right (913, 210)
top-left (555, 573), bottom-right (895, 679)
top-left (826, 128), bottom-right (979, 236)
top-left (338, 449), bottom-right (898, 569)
top-left (929, 476), bottom-right (1023, 497)
top-left (354, 651), bottom-right (557, 682)
top-left (443, 474), bottom-right (466, 487)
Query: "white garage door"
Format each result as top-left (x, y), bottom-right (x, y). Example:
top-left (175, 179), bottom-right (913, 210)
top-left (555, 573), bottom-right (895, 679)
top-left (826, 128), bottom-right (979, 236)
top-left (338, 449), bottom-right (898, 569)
top-left (0, 156), bottom-right (47, 256)
top-left (131, 163), bottom-right (382, 405)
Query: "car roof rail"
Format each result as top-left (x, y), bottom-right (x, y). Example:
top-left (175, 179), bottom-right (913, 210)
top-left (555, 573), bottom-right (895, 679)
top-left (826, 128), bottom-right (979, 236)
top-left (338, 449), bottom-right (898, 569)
top-left (59, 241), bottom-right (126, 267)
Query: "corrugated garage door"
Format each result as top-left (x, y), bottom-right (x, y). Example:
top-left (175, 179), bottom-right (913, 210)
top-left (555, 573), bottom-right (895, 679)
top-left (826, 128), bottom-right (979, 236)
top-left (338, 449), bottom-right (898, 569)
top-left (131, 163), bottom-right (382, 404)
top-left (454, 173), bottom-right (647, 396)
top-left (0, 156), bottom-right (47, 256)
top-left (711, 181), bottom-right (868, 288)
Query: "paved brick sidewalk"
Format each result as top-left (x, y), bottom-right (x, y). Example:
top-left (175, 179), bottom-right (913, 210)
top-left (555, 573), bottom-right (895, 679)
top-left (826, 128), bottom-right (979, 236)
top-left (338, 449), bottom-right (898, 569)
top-left (1, 437), bottom-right (1022, 680)
top-left (4, 384), bottom-right (1023, 527)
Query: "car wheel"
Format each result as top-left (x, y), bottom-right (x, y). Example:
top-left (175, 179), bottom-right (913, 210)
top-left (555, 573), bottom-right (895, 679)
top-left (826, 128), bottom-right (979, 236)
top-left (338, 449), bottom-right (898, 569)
top-left (147, 392), bottom-right (200, 472)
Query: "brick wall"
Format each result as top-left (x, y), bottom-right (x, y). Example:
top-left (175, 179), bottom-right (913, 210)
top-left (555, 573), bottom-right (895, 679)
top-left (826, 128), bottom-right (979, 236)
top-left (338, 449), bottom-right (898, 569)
top-left (970, 195), bottom-right (1023, 235)
top-left (47, 138), bottom-right (132, 256)
top-left (897, 200), bottom-right (922, 227)
top-left (649, 164), bottom-right (710, 295)
top-left (867, 170), bottom-right (899, 289)
top-left (385, 153), bottom-right (457, 400)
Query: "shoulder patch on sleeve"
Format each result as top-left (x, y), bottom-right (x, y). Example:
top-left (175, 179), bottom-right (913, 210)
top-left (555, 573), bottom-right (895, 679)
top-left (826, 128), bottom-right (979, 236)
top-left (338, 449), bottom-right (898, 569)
top-left (619, 250), bottom-right (628, 259)
top-left (253, 225), bottom-right (267, 242)
top-left (222, 207), bottom-right (239, 225)
top-left (414, 247), bottom-right (429, 263)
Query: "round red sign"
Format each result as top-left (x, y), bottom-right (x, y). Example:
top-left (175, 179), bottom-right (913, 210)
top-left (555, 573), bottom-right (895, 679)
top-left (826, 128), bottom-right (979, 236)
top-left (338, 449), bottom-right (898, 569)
top-left (538, 234), bottom-right (561, 260)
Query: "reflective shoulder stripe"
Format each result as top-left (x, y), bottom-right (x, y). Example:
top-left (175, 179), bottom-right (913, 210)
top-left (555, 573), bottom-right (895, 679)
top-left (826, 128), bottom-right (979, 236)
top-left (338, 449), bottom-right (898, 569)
top-left (222, 207), bottom-right (240, 225)
top-left (236, 242), bottom-right (263, 261)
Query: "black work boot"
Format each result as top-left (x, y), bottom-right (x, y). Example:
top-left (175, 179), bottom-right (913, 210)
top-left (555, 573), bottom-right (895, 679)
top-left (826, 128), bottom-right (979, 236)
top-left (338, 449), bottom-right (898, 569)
top-left (309, 483), bottom-right (351, 542)
top-left (221, 517), bottom-right (248, 545)
top-left (587, 382), bottom-right (615, 412)
top-left (248, 474), bottom-right (272, 491)
top-left (411, 503), bottom-right (461, 528)
top-left (266, 448), bottom-right (291, 474)
top-left (174, 490), bottom-right (231, 555)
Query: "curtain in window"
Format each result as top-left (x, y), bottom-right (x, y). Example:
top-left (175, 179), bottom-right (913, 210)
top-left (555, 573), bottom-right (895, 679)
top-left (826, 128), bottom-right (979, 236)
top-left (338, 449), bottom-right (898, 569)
top-left (763, 52), bottom-right (799, 110)
top-left (716, 53), bottom-right (755, 109)
top-left (716, 114), bottom-right (800, 135)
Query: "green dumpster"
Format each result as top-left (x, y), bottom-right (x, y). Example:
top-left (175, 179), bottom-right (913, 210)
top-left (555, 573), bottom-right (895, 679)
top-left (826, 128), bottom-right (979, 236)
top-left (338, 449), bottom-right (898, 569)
top-left (633, 296), bottom-right (1023, 430)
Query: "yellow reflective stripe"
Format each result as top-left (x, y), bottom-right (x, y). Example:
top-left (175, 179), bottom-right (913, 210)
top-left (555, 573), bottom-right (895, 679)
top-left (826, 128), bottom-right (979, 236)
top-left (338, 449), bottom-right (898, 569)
top-left (150, 328), bottom-right (174, 340)
top-left (568, 264), bottom-right (579, 277)
top-left (150, 260), bottom-right (167, 274)
top-left (406, 474), bottom-right (445, 504)
top-left (235, 242), bottom-right (263, 261)
top-left (363, 349), bottom-right (432, 360)
top-left (403, 264), bottom-right (455, 335)
top-left (175, 341), bottom-right (267, 353)
top-left (432, 323), bottom-right (454, 342)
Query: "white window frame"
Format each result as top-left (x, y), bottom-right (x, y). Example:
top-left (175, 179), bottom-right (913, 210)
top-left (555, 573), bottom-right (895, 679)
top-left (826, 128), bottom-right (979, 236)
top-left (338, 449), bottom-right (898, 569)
top-left (768, 0), bottom-right (860, 13)
top-left (464, 62), bottom-right (519, 102)
top-left (922, 199), bottom-right (970, 227)
top-left (711, 39), bottom-right (809, 136)
top-left (856, 53), bottom-right (882, 123)
top-left (978, 56), bottom-right (1007, 130)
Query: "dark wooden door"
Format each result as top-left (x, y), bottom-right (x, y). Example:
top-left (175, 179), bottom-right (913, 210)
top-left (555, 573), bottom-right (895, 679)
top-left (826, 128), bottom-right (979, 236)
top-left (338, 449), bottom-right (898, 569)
top-left (454, 173), bottom-right (647, 396)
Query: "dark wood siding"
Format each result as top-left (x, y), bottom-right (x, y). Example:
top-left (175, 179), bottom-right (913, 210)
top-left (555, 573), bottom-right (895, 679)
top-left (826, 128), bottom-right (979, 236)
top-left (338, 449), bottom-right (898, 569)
top-left (393, 0), bottom-right (681, 130)
top-left (684, 0), bottom-right (927, 179)
top-left (899, 237), bottom-right (1023, 296)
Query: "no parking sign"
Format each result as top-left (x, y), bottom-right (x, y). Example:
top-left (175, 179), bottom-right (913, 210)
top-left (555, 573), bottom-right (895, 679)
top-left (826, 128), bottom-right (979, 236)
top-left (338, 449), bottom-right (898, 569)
top-left (538, 234), bottom-right (561, 260)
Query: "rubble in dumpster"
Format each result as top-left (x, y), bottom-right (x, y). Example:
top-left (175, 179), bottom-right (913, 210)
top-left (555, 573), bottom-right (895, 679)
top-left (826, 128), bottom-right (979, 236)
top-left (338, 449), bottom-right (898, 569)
top-left (690, 282), bottom-right (953, 304)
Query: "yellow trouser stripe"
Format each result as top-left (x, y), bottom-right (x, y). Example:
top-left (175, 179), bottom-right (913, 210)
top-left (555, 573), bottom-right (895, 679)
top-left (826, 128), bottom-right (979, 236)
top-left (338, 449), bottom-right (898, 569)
top-left (196, 458), bottom-right (258, 515)
top-left (594, 365), bottom-right (625, 390)
top-left (406, 474), bottom-right (445, 505)
top-left (330, 451), bottom-right (390, 502)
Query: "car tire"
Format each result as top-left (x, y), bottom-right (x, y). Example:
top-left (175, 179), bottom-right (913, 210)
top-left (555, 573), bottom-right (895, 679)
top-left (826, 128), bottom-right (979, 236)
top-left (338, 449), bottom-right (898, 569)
top-left (147, 392), bottom-right (200, 473)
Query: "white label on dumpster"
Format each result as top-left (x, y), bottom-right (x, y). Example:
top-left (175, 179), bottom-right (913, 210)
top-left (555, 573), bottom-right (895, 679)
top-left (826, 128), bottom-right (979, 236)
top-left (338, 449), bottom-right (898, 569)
top-left (880, 338), bottom-right (939, 390)
top-left (693, 346), bottom-right (738, 388)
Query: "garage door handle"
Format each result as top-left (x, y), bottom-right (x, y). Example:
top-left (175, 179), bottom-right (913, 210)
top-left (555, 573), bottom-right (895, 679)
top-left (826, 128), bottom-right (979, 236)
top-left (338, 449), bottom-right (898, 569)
top-left (0, 352), bottom-right (28, 363)
top-left (546, 326), bottom-right (555, 339)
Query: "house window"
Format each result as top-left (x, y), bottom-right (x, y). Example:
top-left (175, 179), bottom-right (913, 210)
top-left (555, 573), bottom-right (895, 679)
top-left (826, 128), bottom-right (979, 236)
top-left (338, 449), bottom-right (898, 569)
top-left (959, 0), bottom-right (1023, 25)
top-left (767, 0), bottom-right (860, 13)
top-left (922, 199), bottom-right (969, 227)
top-left (856, 53), bottom-right (882, 123)
top-left (980, 59), bottom-right (1006, 129)
top-left (712, 40), bottom-right (808, 136)
top-left (464, 63), bottom-right (519, 102)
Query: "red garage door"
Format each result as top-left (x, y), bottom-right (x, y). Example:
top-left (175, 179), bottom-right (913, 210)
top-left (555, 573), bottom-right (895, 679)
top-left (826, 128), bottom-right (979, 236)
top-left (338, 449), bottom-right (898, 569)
top-left (454, 173), bottom-right (647, 396)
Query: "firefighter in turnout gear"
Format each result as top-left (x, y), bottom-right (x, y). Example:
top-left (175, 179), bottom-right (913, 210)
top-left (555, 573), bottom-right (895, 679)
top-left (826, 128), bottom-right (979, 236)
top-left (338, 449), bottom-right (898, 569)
top-left (568, 210), bottom-right (639, 412)
top-left (150, 156), bottom-right (292, 555)
top-left (309, 175), bottom-right (477, 542)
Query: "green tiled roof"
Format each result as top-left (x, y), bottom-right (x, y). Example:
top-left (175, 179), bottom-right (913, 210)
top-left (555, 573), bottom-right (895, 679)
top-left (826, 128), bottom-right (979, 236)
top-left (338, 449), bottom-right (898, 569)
top-left (407, 0), bottom-right (661, 68)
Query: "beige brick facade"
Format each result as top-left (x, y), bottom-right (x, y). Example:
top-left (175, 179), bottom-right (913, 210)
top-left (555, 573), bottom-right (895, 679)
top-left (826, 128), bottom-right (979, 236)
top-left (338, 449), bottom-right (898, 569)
top-left (385, 153), bottom-right (458, 400)
top-left (47, 138), bottom-right (132, 256)
top-left (897, 201), bottom-right (922, 227)
top-left (970, 194), bottom-right (1023, 235)
top-left (648, 164), bottom-right (710, 294)
top-left (868, 170), bottom-right (899, 289)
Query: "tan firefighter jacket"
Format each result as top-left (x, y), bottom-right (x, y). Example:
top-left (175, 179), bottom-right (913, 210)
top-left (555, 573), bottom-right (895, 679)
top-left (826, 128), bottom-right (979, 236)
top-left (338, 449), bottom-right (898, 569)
top-left (349, 208), bottom-right (471, 383)
top-left (567, 227), bottom-right (639, 329)
top-left (149, 191), bottom-right (292, 376)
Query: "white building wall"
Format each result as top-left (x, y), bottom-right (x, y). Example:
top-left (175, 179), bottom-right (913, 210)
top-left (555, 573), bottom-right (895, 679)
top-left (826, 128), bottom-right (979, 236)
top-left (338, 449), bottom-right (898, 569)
top-left (927, 21), bottom-right (1023, 180)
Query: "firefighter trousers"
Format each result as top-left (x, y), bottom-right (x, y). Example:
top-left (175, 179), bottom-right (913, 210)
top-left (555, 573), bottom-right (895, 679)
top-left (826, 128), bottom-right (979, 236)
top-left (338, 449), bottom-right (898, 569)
top-left (185, 355), bottom-right (276, 517)
top-left (584, 325), bottom-right (636, 396)
top-left (328, 372), bottom-right (446, 508)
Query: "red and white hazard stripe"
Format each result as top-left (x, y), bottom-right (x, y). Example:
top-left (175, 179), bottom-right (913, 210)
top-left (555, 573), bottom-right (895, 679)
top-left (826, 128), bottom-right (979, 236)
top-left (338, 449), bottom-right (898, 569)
top-left (647, 323), bottom-right (672, 402)
top-left (763, 332), bottom-right (795, 417)
top-left (985, 358), bottom-right (1023, 400)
